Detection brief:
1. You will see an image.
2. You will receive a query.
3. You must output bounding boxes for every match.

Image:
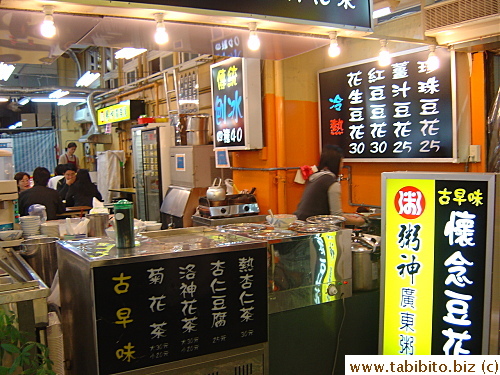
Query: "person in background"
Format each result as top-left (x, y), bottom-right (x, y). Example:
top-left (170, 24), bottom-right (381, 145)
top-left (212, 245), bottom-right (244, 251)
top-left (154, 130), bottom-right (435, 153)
top-left (47, 164), bottom-right (67, 190)
top-left (65, 169), bottom-right (102, 207)
top-left (58, 142), bottom-right (79, 170)
top-left (14, 172), bottom-right (31, 193)
top-left (57, 164), bottom-right (77, 201)
top-left (294, 145), bottom-right (366, 226)
top-left (19, 167), bottom-right (65, 220)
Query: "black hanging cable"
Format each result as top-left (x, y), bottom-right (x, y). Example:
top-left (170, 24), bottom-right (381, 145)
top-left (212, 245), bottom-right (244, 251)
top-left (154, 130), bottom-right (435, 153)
top-left (332, 294), bottom-right (347, 375)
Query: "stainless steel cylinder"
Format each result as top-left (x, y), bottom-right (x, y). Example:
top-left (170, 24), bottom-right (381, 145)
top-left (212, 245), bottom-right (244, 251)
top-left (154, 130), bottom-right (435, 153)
top-left (86, 213), bottom-right (109, 237)
top-left (20, 237), bottom-right (59, 287)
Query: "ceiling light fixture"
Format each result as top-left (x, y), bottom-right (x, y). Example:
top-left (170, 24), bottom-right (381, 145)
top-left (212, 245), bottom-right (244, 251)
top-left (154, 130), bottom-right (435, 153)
top-left (8, 122), bottom-right (22, 129)
top-left (49, 89), bottom-right (69, 99)
top-left (0, 62), bottom-right (15, 81)
top-left (31, 98), bottom-right (86, 104)
top-left (115, 48), bottom-right (148, 60)
top-left (373, 6), bottom-right (392, 19)
top-left (18, 97), bottom-right (31, 106)
top-left (0, 98), bottom-right (9, 103)
top-left (247, 22), bottom-right (260, 51)
top-left (378, 39), bottom-right (391, 67)
top-left (426, 45), bottom-right (440, 72)
top-left (40, 5), bottom-right (56, 38)
top-left (328, 31), bottom-right (341, 58)
top-left (76, 71), bottom-right (101, 87)
top-left (154, 13), bottom-right (169, 45)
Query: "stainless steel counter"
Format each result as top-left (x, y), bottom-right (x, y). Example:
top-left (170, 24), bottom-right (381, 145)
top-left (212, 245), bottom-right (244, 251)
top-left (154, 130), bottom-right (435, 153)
top-left (57, 228), bottom-right (269, 375)
top-left (191, 214), bottom-right (267, 227)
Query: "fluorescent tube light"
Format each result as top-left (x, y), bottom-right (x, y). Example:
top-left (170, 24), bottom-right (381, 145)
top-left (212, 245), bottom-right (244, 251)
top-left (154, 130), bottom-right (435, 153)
top-left (76, 71), bottom-right (100, 87)
top-left (49, 89), bottom-right (69, 99)
top-left (114, 48), bottom-right (147, 60)
top-left (31, 98), bottom-right (86, 103)
top-left (373, 7), bottom-right (392, 19)
top-left (18, 97), bottom-right (31, 105)
top-left (8, 122), bottom-right (22, 129)
top-left (0, 62), bottom-right (15, 81)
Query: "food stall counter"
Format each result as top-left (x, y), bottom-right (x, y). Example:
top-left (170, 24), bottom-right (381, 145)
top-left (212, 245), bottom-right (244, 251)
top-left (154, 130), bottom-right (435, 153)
top-left (57, 229), bottom-right (269, 375)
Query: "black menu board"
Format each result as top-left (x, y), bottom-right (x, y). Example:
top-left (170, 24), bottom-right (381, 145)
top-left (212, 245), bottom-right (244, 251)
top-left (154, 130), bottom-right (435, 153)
top-left (319, 48), bottom-right (454, 161)
top-left (431, 179), bottom-right (488, 354)
top-left (211, 57), bottom-right (263, 150)
top-left (93, 247), bottom-right (268, 374)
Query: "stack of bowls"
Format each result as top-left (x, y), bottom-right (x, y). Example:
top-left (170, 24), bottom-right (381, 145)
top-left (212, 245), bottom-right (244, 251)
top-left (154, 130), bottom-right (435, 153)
top-left (41, 222), bottom-right (60, 238)
top-left (20, 216), bottom-right (41, 237)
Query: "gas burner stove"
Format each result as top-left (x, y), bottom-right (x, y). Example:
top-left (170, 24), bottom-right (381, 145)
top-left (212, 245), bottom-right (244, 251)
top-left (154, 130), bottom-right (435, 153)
top-left (198, 194), bottom-right (260, 218)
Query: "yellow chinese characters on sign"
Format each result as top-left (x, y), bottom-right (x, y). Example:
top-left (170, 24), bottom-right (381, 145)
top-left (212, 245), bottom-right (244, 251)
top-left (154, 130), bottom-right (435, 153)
top-left (97, 101), bottom-right (132, 125)
top-left (319, 232), bottom-right (339, 303)
top-left (215, 65), bottom-right (239, 91)
top-left (383, 179), bottom-right (435, 355)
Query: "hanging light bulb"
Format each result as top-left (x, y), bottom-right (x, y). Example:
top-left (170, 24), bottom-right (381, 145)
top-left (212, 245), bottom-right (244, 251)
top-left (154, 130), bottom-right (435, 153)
top-left (40, 5), bottom-right (56, 38)
top-left (378, 39), bottom-right (391, 67)
top-left (328, 31), bottom-right (340, 58)
top-left (154, 13), bottom-right (169, 45)
top-left (426, 45), bottom-right (440, 72)
top-left (247, 22), bottom-right (260, 51)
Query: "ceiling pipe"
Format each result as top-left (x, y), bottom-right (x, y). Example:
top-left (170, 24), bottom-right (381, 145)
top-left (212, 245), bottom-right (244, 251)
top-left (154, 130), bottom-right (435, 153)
top-left (65, 48), bottom-right (82, 79)
top-left (78, 90), bottom-right (108, 143)
top-left (0, 87), bottom-right (94, 95)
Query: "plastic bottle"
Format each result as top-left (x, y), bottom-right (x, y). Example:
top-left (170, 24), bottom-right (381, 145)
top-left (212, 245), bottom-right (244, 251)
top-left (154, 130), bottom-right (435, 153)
top-left (113, 200), bottom-right (135, 248)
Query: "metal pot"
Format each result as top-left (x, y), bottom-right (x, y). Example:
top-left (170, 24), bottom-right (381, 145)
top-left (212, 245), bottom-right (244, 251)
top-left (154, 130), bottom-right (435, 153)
top-left (351, 230), bottom-right (380, 292)
top-left (186, 114), bottom-right (212, 145)
top-left (206, 178), bottom-right (226, 201)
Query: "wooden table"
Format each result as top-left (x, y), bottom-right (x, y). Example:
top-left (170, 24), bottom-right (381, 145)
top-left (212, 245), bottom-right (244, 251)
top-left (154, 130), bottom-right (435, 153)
top-left (57, 206), bottom-right (92, 218)
top-left (109, 188), bottom-right (136, 202)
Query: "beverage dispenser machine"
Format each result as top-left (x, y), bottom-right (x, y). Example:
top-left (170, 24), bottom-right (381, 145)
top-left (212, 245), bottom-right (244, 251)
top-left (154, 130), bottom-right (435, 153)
top-left (0, 180), bottom-right (18, 231)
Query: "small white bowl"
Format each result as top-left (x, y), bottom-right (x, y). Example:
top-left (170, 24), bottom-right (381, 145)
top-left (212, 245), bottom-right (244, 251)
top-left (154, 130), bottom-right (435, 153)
top-left (145, 223), bottom-right (162, 231)
top-left (266, 214), bottom-right (297, 228)
top-left (0, 230), bottom-right (23, 241)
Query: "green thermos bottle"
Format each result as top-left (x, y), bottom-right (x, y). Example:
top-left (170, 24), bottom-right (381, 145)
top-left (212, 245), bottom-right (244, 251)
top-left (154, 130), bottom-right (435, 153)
top-left (113, 200), bottom-right (135, 248)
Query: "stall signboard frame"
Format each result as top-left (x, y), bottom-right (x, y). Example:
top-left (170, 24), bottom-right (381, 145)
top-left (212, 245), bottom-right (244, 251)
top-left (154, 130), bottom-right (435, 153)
top-left (211, 57), bottom-right (263, 150)
top-left (108, 0), bottom-right (372, 31)
top-left (318, 47), bottom-right (458, 162)
top-left (380, 172), bottom-right (498, 355)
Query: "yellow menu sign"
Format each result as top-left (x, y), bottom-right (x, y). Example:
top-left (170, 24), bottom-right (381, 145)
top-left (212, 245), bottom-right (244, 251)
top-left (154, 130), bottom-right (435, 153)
top-left (97, 100), bottom-right (131, 125)
top-left (383, 178), bottom-right (435, 355)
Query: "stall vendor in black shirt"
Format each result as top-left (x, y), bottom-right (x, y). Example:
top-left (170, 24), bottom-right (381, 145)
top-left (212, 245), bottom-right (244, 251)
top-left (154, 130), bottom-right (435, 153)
top-left (19, 167), bottom-right (65, 220)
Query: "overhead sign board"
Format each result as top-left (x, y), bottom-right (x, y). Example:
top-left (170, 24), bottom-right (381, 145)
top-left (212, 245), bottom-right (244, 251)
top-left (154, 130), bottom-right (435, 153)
top-left (211, 57), bottom-right (263, 150)
top-left (319, 48), bottom-right (455, 162)
top-left (380, 172), bottom-right (497, 355)
top-left (110, 0), bottom-right (372, 30)
top-left (97, 100), bottom-right (145, 125)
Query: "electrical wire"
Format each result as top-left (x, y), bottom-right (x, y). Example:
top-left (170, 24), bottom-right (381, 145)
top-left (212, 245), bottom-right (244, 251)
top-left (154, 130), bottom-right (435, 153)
top-left (331, 294), bottom-right (346, 375)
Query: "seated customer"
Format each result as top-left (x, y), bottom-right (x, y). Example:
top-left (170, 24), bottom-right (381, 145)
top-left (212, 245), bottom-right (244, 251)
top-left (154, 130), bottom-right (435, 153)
top-left (57, 164), bottom-right (77, 201)
top-left (65, 169), bottom-right (102, 207)
top-left (15, 172), bottom-right (31, 193)
top-left (48, 164), bottom-right (67, 190)
top-left (19, 167), bottom-right (65, 220)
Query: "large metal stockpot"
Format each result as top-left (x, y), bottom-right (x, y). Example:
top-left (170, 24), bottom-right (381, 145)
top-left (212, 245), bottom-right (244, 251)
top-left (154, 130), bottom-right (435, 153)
top-left (351, 230), bottom-right (380, 292)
